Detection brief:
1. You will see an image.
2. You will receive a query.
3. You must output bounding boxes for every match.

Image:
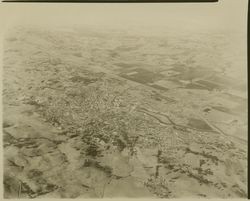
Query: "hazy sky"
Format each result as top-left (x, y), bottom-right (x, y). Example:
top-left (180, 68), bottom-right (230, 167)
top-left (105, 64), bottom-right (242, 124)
top-left (0, 0), bottom-right (248, 33)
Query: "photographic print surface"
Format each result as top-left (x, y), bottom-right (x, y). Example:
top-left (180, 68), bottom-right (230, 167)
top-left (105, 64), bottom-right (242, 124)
top-left (2, 0), bottom-right (248, 198)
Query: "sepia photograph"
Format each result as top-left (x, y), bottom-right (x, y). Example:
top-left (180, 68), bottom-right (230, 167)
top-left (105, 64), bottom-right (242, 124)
top-left (1, 0), bottom-right (248, 198)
